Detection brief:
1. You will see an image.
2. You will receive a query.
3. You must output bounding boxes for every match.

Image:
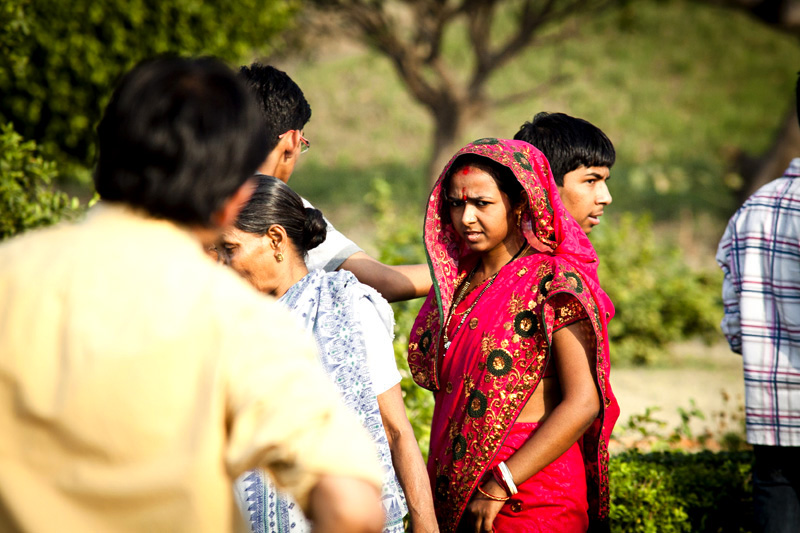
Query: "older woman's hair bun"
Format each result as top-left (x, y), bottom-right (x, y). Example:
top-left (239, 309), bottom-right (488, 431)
top-left (234, 175), bottom-right (327, 258)
top-left (303, 207), bottom-right (327, 252)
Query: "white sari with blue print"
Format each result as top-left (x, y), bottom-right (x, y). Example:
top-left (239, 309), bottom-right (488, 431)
top-left (234, 269), bottom-right (407, 533)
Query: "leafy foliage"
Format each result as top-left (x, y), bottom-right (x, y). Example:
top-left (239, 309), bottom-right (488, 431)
top-left (0, 0), bottom-right (297, 172)
top-left (592, 213), bottom-right (723, 365)
top-left (610, 450), bottom-right (753, 532)
top-left (0, 0), bottom-right (27, 74)
top-left (367, 178), bottom-right (432, 458)
top-left (0, 123), bottom-right (83, 240)
top-left (612, 395), bottom-right (748, 453)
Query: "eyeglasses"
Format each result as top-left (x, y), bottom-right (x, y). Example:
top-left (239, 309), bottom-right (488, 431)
top-left (298, 133), bottom-right (310, 154)
top-left (279, 130), bottom-right (310, 154)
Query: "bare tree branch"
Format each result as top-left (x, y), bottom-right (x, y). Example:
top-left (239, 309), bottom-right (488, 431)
top-left (306, 0), bottom-right (621, 183)
top-left (490, 73), bottom-right (571, 107)
top-left (337, 1), bottom-right (444, 108)
top-left (468, 0), bottom-right (594, 99)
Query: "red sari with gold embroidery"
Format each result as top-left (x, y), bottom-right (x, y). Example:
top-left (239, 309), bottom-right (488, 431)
top-left (408, 139), bottom-right (619, 532)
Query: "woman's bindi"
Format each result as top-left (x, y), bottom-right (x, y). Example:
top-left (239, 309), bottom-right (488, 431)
top-left (461, 188), bottom-right (467, 201)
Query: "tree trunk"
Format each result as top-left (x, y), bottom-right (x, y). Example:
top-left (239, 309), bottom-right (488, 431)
top-left (425, 100), bottom-right (467, 189)
top-left (735, 103), bottom-right (800, 204)
top-left (424, 97), bottom-right (489, 189)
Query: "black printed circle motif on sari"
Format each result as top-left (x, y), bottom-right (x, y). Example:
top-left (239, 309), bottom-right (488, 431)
top-left (538, 273), bottom-right (554, 297)
top-left (487, 349), bottom-right (513, 377)
top-left (513, 151), bottom-right (533, 171)
top-left (419, 330), bottom-right (433, 354)
top-left (564, 271), bottom-right (584, 293)
top-left (435, 475), bottom-right (450, 502)
top-left (466, 389), bottom-right (488, 418)
top-left (513, 310), bottom-right (538, 338)
top-left (472, 137), bottom-right (499, 146)
top-left (452, 435), bottom-right (467, 461)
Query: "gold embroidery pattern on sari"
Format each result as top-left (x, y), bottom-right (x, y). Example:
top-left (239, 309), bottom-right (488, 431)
top-left (408, 307), bottom-right (442, 390)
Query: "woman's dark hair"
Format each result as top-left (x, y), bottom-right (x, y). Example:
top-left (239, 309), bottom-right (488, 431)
top-left (444, 154), bottom-right (525, 206)
top-left (94, 56), bottom-right (268, 226)
top-left (236, 176), bottom-right (326, 257)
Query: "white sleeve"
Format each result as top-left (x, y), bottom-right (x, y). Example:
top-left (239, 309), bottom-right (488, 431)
top-left (355, 295), bottom-right (402, 395)
top-left (301, 197), bottom-right (363, 272)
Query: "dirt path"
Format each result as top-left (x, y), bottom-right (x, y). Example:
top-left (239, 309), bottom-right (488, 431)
top-left (611, 340), bottom-right (744, 448)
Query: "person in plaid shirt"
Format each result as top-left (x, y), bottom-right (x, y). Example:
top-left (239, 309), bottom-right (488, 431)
top-left (716, 73), bottom-right (800, 533)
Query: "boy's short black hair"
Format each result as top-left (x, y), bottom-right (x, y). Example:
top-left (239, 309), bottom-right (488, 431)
top-left (514, 112), bottom-right (615, 186)
top-left (94, 56), bottom-right (268, 226)
top-left (239, 63), bottom-right (312, 153)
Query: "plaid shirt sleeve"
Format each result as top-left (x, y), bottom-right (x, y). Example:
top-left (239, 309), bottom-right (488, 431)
top-left (716, 227), bottom-right (743, 354)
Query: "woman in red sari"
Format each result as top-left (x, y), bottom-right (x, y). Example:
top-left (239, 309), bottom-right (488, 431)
top-left (408, 139), bottom-right (619, 532)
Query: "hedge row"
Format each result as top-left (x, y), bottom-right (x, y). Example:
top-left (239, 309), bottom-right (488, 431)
top-left (610, 450), bottom-right (753, 532)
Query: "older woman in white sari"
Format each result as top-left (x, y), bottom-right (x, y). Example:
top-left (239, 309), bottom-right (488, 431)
top-left (215, 176), bottom-right (437, 533)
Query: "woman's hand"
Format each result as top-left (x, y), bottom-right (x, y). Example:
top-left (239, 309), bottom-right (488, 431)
top-left (462, 480), bottom-right (507, 533)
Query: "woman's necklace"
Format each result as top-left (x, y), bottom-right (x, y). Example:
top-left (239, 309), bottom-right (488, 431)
top-left (442, 243), bottom-right (528, 351)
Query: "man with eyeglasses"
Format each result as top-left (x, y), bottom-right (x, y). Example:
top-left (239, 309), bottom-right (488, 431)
top-left (238, 63), bottom-right (432, 303)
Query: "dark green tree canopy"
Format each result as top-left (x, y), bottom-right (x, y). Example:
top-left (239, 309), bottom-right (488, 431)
top-left (0, 0), bottom-right (297, 169)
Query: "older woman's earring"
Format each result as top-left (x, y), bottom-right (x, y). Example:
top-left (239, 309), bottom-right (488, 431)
top-left (516, 210), bottom-right (523, 228)
top-left (275, 252), bottom-right (284, 263)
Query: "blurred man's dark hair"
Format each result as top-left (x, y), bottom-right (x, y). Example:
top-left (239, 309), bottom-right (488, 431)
top-left (239, 63), bottom-right (312, 153)
top-left (514, 112), bottom-right (615, 186)
top-left (94, 56), bottom-right (267, 226)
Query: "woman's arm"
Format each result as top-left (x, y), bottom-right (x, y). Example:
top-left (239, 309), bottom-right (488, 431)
top-left (377, 384), bottom-right (440, 533)
top-left (464, 319), bottom-right (601, 533)
top-left (355, 294), bottom-right (439, 532)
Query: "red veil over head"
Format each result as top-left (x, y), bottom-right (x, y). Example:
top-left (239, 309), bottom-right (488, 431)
top-left (423, 138), bottom-right (614, 330)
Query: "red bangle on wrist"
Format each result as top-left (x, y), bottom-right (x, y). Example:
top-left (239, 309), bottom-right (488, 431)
top-left (476, 484), bottom-right (510, 502)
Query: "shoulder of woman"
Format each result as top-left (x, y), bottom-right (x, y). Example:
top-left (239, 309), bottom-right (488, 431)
top-left (354, 285), bottom-right (395, 335)
top-left (324, 270), bottom-right (395, 327)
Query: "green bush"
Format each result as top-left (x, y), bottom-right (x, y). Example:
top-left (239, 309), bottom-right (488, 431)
top-left (366, 178), bottom-right (433, 458)
top-left (0, 0), bottom-right (297, 173)
top-left (610, 451), bottom-right (753, 533)
top-left (0, 123), bottom-right (84, 240)
top-left (592, 213), bottom-right (723, 365)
